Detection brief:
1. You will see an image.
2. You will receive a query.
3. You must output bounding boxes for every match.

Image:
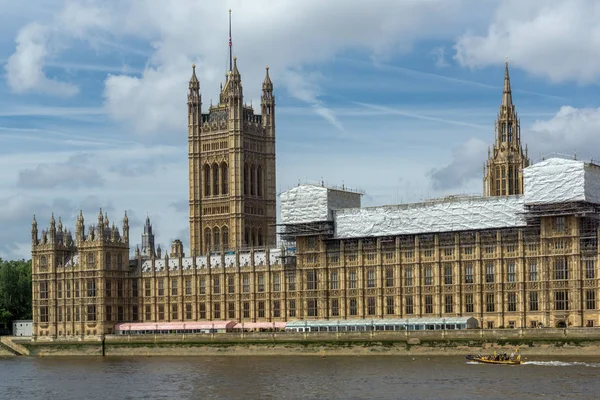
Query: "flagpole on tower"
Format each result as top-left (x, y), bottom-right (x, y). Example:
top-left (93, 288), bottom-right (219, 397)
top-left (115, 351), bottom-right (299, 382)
top-left (229, 9), bottom-right (233, 72)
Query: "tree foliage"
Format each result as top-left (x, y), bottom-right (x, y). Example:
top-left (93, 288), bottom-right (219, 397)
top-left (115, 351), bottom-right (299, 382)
top-left (0, 258), bottom-right (32, 329)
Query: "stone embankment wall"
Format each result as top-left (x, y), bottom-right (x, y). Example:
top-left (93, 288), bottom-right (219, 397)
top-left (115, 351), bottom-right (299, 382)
top-left (12, 328), bottom-right (600, 357)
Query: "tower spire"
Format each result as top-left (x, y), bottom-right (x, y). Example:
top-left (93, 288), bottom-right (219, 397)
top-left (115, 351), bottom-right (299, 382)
top-left (228, 9), bottom-right (233, 73)
top-left (502, 57), bottom-right (512, 109)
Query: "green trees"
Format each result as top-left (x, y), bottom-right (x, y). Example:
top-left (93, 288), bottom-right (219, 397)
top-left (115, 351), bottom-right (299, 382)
top-left (0, 258), bottom-right (32, 329)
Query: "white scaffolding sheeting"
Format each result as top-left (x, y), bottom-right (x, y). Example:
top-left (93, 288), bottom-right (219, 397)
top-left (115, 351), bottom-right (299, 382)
top-left (334, 196), bottom-right (526, 238)
top-left (523, 158), bottom-right (600, 205)
top-left (280, 184), bottom-right (362, 224)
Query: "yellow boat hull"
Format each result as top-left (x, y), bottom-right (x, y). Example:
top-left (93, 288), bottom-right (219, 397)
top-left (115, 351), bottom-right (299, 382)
top-left (466, 355), bottom-right (521, 365)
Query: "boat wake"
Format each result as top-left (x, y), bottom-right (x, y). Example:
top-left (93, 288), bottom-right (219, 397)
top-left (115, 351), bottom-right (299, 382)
top-left (522, 361), bottom-right (600, 368)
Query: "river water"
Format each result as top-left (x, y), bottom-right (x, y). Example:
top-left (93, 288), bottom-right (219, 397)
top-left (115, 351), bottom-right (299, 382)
top-left (1, 355), bottom-right (599, 399)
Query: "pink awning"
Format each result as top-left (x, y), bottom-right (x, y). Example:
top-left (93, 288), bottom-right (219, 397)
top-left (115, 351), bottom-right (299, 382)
top-left (115, 321), bottom-right (236, 331)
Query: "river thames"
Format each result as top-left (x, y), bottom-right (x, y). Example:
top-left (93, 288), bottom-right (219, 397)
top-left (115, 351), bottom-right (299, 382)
top-left (1, 355), bottom-right (599, 399)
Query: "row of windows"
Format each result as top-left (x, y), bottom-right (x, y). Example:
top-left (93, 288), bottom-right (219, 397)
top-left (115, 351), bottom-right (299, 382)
top-left (203, 162), bottom-right (228, 197)
top-left (308, 260), bottom-right (595, 291)
top-left (39, 279), bottom-right (138, 299)
top-left (144, 273), bottom-right (291, 296)
top-left (39, 305), bottom-right (140, 323)
top-left (201, 141), bottom-right (228, 152)
top-left (37, 290), bottom-right (598, 324)
top-left (140, 290), bottom-right (597, 321)
top-left (38, 253), bottom-right (125, 270)
top-left (329, 242), bottom-right (557, 263)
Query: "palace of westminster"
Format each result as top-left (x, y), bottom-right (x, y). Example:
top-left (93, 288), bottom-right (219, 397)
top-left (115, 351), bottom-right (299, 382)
top-left (29, 47), bottom-right (600, 338)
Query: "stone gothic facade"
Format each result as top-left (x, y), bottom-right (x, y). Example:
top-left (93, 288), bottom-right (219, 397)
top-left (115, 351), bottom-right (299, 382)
top-left (29, 60), bottom-right (600, 340)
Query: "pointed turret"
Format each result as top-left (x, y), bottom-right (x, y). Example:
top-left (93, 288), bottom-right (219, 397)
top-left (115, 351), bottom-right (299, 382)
top-left (262, 65), bottom-right (273, 91)
top-left (122, 211), bottom-right (129, 243)
top-left (501, 59), bottom-right (513, 112)
top-left (32, 214), bottom-right (38, 245)
top-left (189, 63), bottom-right (199, 91)
top-left (229, 56), bottom-right (241, 87)
top-left (97, 209), bottom-right (104, 240)
top-left (483, 60), bottom-right (530, 197)
top-left (261, 65), bottom-right (275, 136)
top-left (49, 213), bottom-right (56, 242)
top-left (141, 214), bottom-right (155, 258)
top-left (76, 210), bottom-right (84, 243)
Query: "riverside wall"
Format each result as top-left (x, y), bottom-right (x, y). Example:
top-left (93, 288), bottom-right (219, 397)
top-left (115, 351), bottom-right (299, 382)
top-left (7, 328), bottom-right (600, 357)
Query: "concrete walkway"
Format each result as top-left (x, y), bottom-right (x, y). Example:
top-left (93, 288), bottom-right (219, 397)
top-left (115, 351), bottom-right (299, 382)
top-left (0, 336), bottom-right (29, 355)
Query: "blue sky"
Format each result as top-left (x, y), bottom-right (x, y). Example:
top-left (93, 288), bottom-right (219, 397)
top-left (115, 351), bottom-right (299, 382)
top-left (1, 0), bottom-right (600, 259)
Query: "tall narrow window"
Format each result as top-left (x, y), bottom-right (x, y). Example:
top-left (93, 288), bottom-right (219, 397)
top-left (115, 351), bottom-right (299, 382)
top-left (529, 292), bottom-right (539, 311)
top-left (556, 216), bottom-right (565, 233)
top-left (507, 292), bottom-right (517, 312)
top-left (257, 165), bottom-right (263, 197)
top-left (424, 295), bottom-right (433, 314)
top-left (585, 259), bottom-right (595, 279)
top-left (507, 262), bottom-right (516, 282)
top-left (386, 296), bottom-right (394, 315)
top-left (405, 267), bottom-right (413, 287)
top-left (213, 163), bottom-right (219, 195)
top-left (529, 262), bottom-right (538, 281)
top-left (405, 296), bottom-right (414, 314)
top-left (424, 266), bottom-right (433, 286)
top-left (445, 294), bottom-right (453, 314)
top-left (464, 263), bottom-right (474, 284)
top-left (204, 164), bottom-right (211, 196)
top-left (349, 299), bottom-right (358, 316)
top-left (385, 267), bottom-right (394, 287)
top-left (367, 297), bottom-right (376, 315)
top-left (348, 269), bottom-right (357, 289)
top-left (485, 263), bottom-right (495, 283)
top-left (331, 299), bottom-right (339, 316)
top-left (222, 227), bottom-right (229, 251)
top-left (367, 268), bottom-right (376, 288)
top-left (204, 228), bottom-right (211, 253)
top-left (586, 290), bottom-right (596, 310)
top-left (250, 164), bottom-right (256, 196)
top-left (330, 270), bottom-right (339, 290)
top-left (444, 264), bottom-right (453, 285)
top-left (258, 228), bottom-right (263, 247)
top-left (244, 163), bottom-right (249, 195)
top-left (555, 258), bottom-right (568, 280)
top-left (221, 162), bottom-right (228, 195)
top-left (465, 294), bottom-right (474, 313)
top-left (486, 293), bottom-right (495, 312)
top-left (213, 228), bottom-right (221, 252)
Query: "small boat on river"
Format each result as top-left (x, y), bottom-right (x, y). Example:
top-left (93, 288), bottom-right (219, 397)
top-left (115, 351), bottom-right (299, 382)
top-left (466, 350), bottom-right (522, 365)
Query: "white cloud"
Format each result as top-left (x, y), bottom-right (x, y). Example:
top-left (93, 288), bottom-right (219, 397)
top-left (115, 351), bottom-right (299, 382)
top-left (428, 137), bottom-right (488, 191)
top-left (5, 0), bottom-right (484, 134)
top-left (4, 22), bottom-right (79, 96)
top-left (454, 0), bottom-right (600, 84)
top-left (527, 106), bottom-right (600, 161)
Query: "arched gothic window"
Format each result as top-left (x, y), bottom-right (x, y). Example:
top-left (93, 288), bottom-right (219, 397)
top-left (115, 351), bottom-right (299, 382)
top-left (257, 165), bottom-right (263, 197)
top-left (258, 228), bottom-right (263, 247)
top-left (213, 163), bottom-right (220, 195)
top-left (244, 163), bottom-right (249, 196)
top-left (245, 227), bottom-right (251, 247)
top-left (213, 227), bottom-right (221, 252)
top-left (204, 165), bottom-right (211, 196)
top-left (250, 164), bottom-right (256, 196)
top-left (221, 162), bottom-right (228, 195)
top-left (204, 228), bottom-right (212, 253)
top-left (222, 226), bottom-right (229, 251)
